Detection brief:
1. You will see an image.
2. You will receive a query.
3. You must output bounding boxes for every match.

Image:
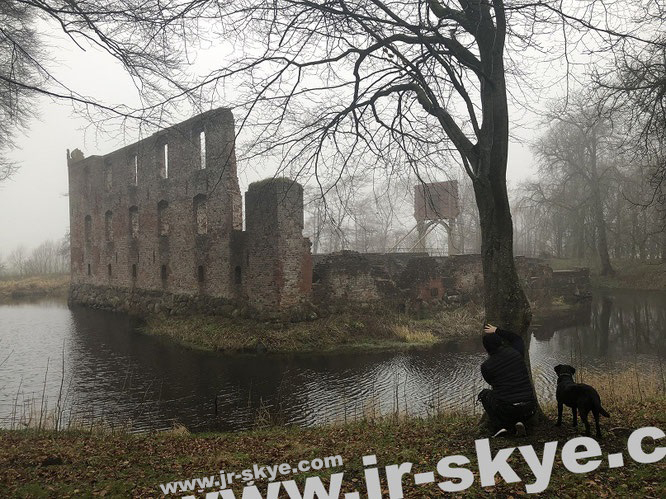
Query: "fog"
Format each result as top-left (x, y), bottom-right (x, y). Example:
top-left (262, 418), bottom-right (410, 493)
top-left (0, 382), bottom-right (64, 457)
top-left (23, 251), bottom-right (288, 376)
top-left (0, 6), bottom-right (586, 257)
top-left (0, 88), bottom-right (535, 258)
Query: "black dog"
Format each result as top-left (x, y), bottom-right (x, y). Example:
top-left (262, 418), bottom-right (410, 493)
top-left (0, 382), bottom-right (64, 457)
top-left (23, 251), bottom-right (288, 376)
top-left (554, 364), bottom-right (610, 439)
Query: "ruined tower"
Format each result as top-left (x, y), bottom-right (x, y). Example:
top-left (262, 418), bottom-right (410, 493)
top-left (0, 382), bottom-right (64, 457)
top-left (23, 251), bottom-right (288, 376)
top-left (244, 178), bottom-right (312, 311)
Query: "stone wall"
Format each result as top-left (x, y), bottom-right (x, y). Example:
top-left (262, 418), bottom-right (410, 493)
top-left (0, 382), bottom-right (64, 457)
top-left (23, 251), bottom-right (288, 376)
top-left (69, 283), bottom-right (236, 316)
top-left (68, 108), bottom-right (242, 299)
top-left (312, 251), bottom-right (586, 312)
top-left (551, 268), bottom-right (592, 300)
top-left (67, 108), bottom-right (588, 320)
top-left (68, 109), bottom-right (312, 317)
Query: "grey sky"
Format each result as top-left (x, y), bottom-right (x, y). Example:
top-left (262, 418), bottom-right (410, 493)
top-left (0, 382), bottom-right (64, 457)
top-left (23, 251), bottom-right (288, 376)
top-left (0, 18), bottom-right (542, 258)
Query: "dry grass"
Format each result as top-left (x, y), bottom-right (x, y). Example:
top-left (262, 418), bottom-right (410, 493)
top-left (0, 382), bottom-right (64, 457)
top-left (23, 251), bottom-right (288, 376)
top-left (0, 274), bottom-right (69, 301)
top-left (578, 367), bottom-right (665, 405)
top-left (2, 394), bottom-right (663, 498)
top-left (391, 324), bottom-right (437, 343)
top-left (144, 303), bottom-right (486, 354)
top-left (537, 367), bottom-right (666, 418)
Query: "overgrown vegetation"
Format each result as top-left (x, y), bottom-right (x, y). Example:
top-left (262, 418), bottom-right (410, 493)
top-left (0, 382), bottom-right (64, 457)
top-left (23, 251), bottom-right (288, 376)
top-left (143, 304), bottom-right (486, 354)
top-left (1, 374), bottom-right (663, 498)
top-left (0, 274), bottom-right (69, 302)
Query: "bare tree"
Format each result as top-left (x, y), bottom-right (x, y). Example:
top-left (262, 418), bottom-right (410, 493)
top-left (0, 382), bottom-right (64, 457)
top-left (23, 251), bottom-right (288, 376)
top-left (7, 245), bottom-right (27, 277)
top-left (594, 2), bottom-right (666, 225)
top-left (190, 0), bottom-right (537, 333)
top-left (25, 240), bottom-right (68, 275)
top-left (533, 96), bottom-right (617, 275)
top-left (0, 0), bottom-right (197, 181)
top-left (0, 2), bottom-right (39, 180)
top-left (4, 2), bottom-right (663, 413)
top-left (2, 0), bottom-right (659, 328)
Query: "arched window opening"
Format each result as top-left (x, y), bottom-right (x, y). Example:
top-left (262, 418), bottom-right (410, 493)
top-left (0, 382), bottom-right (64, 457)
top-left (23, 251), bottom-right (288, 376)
top-left (161, 264), bottom-right (168, 281)
top-left (83, 165), bottom-right (91, 193)
top-left (157, 200), bottom-right (169, 236)
top-left (132, 264), bottom-right (137, 279)
top-left (104, 165), bottom-right (112, 192)
top-left (87, 263), bottom-right (91, 276)
top-left (132, 154), bottom-right (138, 185)
top-left (194, 195), bottom-right (207, 235)
top-left (129, 206), bottom-right (139, 238)
top-left (234, 266), bottom-right (242, 285)
top-left (159, 142), bottom-right (169, 179)
top-left (105, 210), bottom-right (114, 241)
top-left (107, 264), bottom-right (112, 277)
top-left (197, 265), bottom-right (205, 283)
top-left (199, 131), bottom-right (206, 169)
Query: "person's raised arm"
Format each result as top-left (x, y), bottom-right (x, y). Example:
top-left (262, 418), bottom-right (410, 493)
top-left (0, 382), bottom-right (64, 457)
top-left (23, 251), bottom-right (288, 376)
top-left (484, 323), bottom-right (525, 358)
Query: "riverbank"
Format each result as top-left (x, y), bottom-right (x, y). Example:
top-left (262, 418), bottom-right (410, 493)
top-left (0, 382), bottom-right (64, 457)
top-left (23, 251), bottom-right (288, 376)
top-left (1, 392), bottom-right (663, 498)
top-left (0, 274), bottom-right (586, 354)
top-left (142, 300), bottom-right (593, 354)
top-left (548, 258), bottom-right (666, 290)
top-left (143, 304), bottom-right (486, 354)
top-left (0, 275), bottom-right (69, 302)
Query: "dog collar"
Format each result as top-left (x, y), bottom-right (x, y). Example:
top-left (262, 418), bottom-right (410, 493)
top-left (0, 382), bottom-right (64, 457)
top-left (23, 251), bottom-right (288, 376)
top-left (557, 373), bottom-right (574, 381)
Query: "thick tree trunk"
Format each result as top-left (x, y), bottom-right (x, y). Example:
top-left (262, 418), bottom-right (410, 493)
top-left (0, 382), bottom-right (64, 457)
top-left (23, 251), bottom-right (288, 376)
top-left (591, 184), bottom-right (614, 276)
top-left (467, 2), bottom-right (540, 428)
top-left (474, 177), bottom-right (532, 335)
top-left (473, 172), bottom-right (540, 427)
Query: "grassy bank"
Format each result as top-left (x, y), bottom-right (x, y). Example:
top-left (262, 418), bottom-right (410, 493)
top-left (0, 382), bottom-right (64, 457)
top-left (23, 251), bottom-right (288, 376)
top-left (143, 304), bottom-right (486, 354)
top-left (0, 275), bottom-right (69, 302)
top-left (547, 258), bottom-right (666, 290)
top-left (142, 300), bottom-right (592, 355)
top-left (1, 383), bottom-right (663, 497)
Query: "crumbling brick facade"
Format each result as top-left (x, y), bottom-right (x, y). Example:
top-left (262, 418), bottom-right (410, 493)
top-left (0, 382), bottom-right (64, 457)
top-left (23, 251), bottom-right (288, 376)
top-left (311, 252), bottom-right (589, 312)
top-left (67, 107), bottom-right (588, 319)
top-left (243, 179), bottom-right (312, 310)
top-left (67, 108), bottom-right (311, 316)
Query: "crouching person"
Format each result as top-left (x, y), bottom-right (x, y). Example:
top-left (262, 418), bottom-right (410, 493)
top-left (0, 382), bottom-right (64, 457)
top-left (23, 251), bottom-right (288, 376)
top-left (478, 323), bottom-right (536, 437)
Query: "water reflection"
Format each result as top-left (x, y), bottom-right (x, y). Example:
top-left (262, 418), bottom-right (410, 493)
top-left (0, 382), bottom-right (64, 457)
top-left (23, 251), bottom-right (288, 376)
top-left (0, 290), bottom-right (664, 432)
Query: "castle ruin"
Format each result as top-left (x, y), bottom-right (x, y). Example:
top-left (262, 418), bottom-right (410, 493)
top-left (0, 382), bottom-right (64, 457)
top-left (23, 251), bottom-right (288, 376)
top-left (67, 108), bottom-right (589, 318)
top-left (67, 108), bottom-right (312, 316)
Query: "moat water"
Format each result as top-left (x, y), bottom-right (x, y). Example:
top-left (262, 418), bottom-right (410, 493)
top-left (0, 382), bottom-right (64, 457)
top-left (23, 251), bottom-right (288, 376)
top-left (1, 290), bottom-right (664, 432)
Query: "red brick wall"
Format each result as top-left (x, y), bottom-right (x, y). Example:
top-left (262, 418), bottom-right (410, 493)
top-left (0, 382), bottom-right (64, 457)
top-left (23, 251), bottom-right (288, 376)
top-left (68, 108), bottom-right (242, 299)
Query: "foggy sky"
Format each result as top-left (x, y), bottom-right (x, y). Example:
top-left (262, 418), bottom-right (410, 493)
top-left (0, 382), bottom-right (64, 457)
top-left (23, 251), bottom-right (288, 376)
top-left (0, 20), bottom-right (540, 258)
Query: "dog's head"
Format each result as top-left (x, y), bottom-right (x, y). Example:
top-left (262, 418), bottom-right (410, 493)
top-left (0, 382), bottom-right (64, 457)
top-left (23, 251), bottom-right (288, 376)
top-left (554, 364), bottom-right (576, 377)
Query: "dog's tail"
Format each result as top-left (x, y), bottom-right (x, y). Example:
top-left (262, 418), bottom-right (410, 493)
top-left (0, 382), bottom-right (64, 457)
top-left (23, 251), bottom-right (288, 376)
top-left (594, 396), bottom-right (610, 417)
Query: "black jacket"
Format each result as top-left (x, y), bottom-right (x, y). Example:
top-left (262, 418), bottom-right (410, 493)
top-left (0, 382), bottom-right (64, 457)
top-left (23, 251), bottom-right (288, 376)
top-left (480, 328), bottom-right (534, 403)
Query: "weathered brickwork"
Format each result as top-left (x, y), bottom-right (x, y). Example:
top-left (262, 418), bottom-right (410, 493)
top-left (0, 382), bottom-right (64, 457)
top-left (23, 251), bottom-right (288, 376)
top-left (244, 179), bottom-right (312, 310)
top-left (68, 107), bottom-right (588, 320)
top-left (68, 108), bottom-right (312, 316)
top-left (311, 252), bottom-right (589, 312)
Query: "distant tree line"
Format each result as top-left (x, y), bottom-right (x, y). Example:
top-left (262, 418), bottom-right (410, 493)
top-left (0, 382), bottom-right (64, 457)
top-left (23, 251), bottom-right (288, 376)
top-left (513, 88), bottom-right (665, 268)
top-left (0, 233), bottom-right (69, 278)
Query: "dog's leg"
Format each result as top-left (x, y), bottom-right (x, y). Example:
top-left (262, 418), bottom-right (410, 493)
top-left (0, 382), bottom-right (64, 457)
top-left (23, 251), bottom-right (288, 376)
top-left (581, 410), bottom-right (591, 436)
top-left (556, 402), bottom-right (563, 426)
top-left (572, 406), bottom-right (578, 427)
top-left (593, 410), bottom-right (602, 439)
